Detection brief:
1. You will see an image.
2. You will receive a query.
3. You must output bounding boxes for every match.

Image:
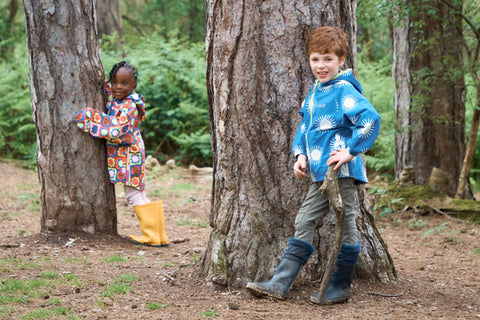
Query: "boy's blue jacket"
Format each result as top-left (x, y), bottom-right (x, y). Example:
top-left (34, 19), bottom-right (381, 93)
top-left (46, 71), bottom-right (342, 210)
top-left (292, 69), bottom-right (381, 183)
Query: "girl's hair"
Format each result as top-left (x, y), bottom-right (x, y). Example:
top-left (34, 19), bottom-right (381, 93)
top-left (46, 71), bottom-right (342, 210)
top-left (306, 26), bottom-right (349, 58)
top-left (108, 61), bottom-right (138, 83)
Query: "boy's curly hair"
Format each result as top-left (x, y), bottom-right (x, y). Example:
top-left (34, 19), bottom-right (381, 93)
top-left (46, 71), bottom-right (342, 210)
top-left (306, 26), bottom-right (349, 58)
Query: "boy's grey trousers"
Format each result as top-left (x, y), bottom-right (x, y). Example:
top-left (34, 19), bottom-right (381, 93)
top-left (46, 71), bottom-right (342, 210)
top-left (294, 178), bottom-right (359, 246)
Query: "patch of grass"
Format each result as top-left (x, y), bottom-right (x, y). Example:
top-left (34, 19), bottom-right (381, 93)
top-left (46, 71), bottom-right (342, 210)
top-left (16, 192), bottom-right (40, 213)
top-left (21, 307), bottom-right (76, 320)
top-left (474, 247), bottom-right (480, 255)
top-left (200, 309), bottom-right (220, 317)
top-left (163, 261), bottom-right (175, 267)
top-left (40, 271), bottom-right (59, 279)
top-left (149, 188), bottom-right (169, 198)
top-left (63, 273), bottom-right (82, 287)
top-left (100, 274), bottom-right (138, 298)
top-left (146, 301), bottom-right (170, 309)
top-left (171, 183), bottom-right (197, 192)
top-left (0, 305), bottom-right (15, 318)
top-left (0, 257), bottom-right (39, 270)
top-left (65, 257), bottom-right (91, 266)
top-left (175, 218), bottom-right (208, 228)
top-left (0, 278), bottom-right (48, 303)
top-left (104, 254), bottom-right (129, 265)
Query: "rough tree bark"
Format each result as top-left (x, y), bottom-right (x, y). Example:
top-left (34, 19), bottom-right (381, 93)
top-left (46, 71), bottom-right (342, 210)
top-left (392, 0), bottom-right (466, 197)
top-left (201, 0), bottom-right (396, 288)
top-left (24, 0), bottom-right (117, 234)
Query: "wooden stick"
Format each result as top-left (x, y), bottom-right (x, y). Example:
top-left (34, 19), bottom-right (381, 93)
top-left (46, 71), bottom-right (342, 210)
top-left (311, 164), bottom-right (344, 305)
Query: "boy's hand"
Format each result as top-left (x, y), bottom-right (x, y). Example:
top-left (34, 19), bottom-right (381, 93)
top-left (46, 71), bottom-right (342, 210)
top-left (327, 149), bottom-right (354, 171)
top-left (294, 154), bottom-right (307, 179)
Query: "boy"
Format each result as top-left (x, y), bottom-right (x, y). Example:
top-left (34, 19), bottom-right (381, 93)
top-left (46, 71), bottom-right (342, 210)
top-left (246, 26), bottom-right (381, 304)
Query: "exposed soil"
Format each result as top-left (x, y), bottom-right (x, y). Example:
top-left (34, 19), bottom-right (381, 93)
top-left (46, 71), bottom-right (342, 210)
top-left (0, 159), bottom-right (479, 320)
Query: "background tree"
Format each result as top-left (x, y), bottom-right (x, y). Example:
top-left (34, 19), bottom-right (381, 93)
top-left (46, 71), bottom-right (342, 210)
top-left (23, 0), bottom-right (117, 234)
top-left (201, 0), bottom-right (396, 288)
top-left (392, 0), bottom-right (466, 197)
top-left (96, 0), bottom-right (124, 39)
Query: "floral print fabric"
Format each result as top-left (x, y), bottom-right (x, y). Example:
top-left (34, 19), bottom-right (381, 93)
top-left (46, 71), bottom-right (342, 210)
top-left (76, 84), bottom-right (147, 191)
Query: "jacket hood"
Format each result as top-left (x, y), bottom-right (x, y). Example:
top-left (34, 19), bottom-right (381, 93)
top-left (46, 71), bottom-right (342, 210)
top-left (327, 69), bottom-right (363, 94)
top-left (128, 92), bottom-right (146, 121)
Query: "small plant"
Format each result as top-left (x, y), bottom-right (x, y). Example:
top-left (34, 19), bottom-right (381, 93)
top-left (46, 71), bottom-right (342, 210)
top-left (474, 247), bottom-right (480, 255)
top-left (146, 302), bottom-right (170, 309)
top-left (408, 218), bottom-right (427, 230)
top-left (200, 309), bottom-right (220, 317)
top-left (163, 261), bottom-right (175, 267)
top-left (423, 222), bottom-right (448, 236)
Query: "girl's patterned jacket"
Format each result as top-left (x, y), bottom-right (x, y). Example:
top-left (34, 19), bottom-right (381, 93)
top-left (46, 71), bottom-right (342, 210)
top-left (75, 83), bottom-right (147, 191)
top-left (292, 69), bottom-right (381, 184)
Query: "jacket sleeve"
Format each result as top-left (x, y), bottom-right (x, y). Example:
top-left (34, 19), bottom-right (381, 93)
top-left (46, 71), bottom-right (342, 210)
top-left (291, 100), bottom-right (308, 159)
top-left (75, 102), bottom-right (140, 145)
top-left (342, 92), bottom-right (381, 156)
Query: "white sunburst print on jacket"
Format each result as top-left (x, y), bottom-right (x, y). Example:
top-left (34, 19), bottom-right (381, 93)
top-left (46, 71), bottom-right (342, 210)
top-left (292, 69), bottom-right (381, 184)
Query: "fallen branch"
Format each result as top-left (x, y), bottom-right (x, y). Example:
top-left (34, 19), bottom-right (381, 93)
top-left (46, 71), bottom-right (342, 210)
top-left (0, 243), bottom-right (21, 248)
top-left (420, 201), bottom-right (470, 224)
top-left (311, 164), bottom-right (344, 305)
top-left (369, 292), bottom-right (403, 298)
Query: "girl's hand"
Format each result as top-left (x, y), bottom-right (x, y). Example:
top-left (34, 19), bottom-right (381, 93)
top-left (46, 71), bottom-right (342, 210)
top-left (294, 154), bottom-right (307, 179)
top-left (327, 148), bottom-right (354, 171)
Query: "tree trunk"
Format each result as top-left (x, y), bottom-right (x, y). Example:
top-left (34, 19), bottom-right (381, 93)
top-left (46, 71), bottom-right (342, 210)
top-left (96, 0), bottom-right (124, 39)
top-left (392, 0), bottom-right (466, 197)
top-left (24, 0), bottom-right (117, 234)
top-left (202, 0), bottom-right (396, 288)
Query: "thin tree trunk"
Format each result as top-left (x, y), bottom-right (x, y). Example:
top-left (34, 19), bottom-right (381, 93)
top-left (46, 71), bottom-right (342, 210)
top-left (96, 0), bottom-right (124, 39)
top-left (202, 0), bottom-right (395, 288)
top-left (456, 72), bottom-right (480, 198)
top-left (393, 0), bottom-right (466, 197)
top-left (24, 0), bottom-right (117, 234)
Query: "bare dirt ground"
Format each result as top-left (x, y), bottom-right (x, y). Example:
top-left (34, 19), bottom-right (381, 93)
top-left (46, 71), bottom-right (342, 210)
top-left (0, 159), bottom-right (479, 320)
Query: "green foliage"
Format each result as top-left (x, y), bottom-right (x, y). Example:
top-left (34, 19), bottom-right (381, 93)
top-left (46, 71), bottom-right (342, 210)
top-left (357, 0), bottom-right (392, 62)
top-left (0, 42), bottom-right (36, 166)
top-left (101, 33), bottom-right (210, 166)
top-left (119, 0), bottom-right (205, 43)
top-left (357, 55), bottom-right (395, 174)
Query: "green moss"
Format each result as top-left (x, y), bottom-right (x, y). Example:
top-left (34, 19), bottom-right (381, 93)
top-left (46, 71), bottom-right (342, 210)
top-left (210, 231), bottom-right (228, 286)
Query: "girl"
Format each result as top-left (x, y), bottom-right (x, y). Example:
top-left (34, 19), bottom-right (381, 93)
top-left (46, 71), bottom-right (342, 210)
top-left (75, 61), bottom-right (169, 247)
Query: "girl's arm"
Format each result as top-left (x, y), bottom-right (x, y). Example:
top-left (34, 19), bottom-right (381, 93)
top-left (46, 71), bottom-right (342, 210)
top-left (75, 101), bottom-right (140, 145)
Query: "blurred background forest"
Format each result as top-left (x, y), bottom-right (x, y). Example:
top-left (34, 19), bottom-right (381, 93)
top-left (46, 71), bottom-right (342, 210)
top-left (0, 0), bottom-right (479, 190)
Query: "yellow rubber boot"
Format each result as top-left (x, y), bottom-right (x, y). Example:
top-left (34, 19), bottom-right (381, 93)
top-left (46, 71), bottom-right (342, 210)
top-left (128, 201), bottom-right (169, 247)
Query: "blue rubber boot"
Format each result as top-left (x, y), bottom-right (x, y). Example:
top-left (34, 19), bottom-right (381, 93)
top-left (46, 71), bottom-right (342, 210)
top-left (311, 242), bottom-right (362, 305)
top-left (246, 238), bottom-right (314, 300)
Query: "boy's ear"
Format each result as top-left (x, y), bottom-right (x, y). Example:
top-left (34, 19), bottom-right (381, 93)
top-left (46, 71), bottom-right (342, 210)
top-left (339, 56), bottom-right (346, 67)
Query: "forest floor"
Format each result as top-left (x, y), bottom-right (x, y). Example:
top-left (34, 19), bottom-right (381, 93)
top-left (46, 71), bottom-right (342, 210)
top-left (0, 159), bottom-right (479, 320)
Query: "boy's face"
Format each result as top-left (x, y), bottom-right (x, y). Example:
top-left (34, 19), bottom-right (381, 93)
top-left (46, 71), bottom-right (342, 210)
top-left (309, 52), bottom-right (346, 84)
top-left (111, 67), bottom-right (137, 100)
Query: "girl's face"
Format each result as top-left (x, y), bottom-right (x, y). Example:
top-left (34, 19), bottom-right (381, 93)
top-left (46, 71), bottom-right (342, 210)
top-left (309, 52), bottom-right (346, 84)
top-left (111, 67), bottom-right (137, 100)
